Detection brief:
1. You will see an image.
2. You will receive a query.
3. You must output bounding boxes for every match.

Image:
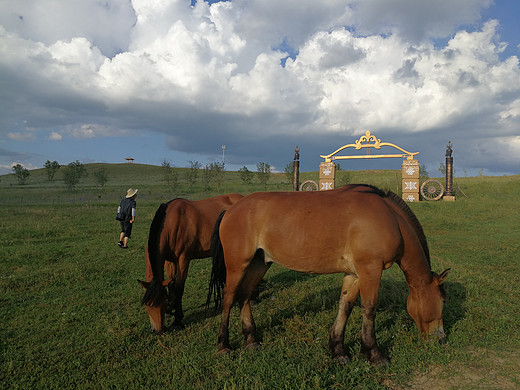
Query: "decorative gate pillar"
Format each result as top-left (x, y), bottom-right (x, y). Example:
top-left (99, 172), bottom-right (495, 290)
top-left (444, 141), bottom-right (455, 201)
top-left (402, 159), bottom-right (420, 202)
top-left (293, 146), bottom-right (300, 191)
top-left (319, 161), bottom-right (335, 191)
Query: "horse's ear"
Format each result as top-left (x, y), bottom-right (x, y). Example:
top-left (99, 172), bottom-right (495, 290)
top-left (138, 279), bottom-right (150, 289)
top-left (435, 268), bottom-right (450, 285)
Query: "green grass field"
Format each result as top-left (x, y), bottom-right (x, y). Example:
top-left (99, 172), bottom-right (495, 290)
top-left (1, 165), bottom-right (519, 389)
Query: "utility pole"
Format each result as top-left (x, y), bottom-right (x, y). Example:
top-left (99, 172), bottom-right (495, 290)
top-left (222, 145), bottom-right (226, 166)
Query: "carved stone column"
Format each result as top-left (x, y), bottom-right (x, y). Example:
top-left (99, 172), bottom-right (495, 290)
top-left (444, 141), bottom-right (455, 201)
top-left (293, 146), bottom-right (300, 191)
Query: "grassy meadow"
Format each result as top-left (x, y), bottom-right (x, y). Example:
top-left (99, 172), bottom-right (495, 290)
top-left (1, 164), bottom-right (519, 389)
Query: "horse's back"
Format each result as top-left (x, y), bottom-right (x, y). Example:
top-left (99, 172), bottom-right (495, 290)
top-left (163, 194), bottom-right (244, 259)
top-left (219, 186), bottom-right (405, 274)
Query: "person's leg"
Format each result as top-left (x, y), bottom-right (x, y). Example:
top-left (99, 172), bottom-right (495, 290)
top-left (122, 222), bottom-right (132, 248)
top-left (118, 223), bottom-right (125, 247)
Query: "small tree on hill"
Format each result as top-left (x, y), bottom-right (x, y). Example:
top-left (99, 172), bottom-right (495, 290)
top-left (438, 163), bottom-right (446, 176)
top-left (185, 160), bottom-right (201, 191)
top-left (202, 161), bottom-right (225, 191)
top-left (256, 162), bottom-right (271, 187)
top-left (169, 167), bottom-right (179, 188)
top-left (63, 160), bottom-right (87, 191)
top-left (161, 159), bottom-right (173, 184)
top-left (284, 162), bottom-right (294, 184)
top-left (210, 161), bottom-right (225, 191)
top-left (93, 167), bottom-right (109, 188)
top-left (12, 164), bottom-right (30, 185)
top-left (44, 160), bottom-right (61, 181)
top-left (161, 159), bottom-right (179, 187)
top-left (239, 166), bottom-right (253, 184)
top-left (202, 164), bottom-right (212, 191)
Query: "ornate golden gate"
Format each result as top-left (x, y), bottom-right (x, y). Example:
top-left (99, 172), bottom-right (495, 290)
top-left (319, 131), bottom-right (421, 201)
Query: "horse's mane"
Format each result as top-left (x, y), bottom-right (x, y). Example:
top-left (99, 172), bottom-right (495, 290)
top-left (141, 198), bottom-right (184, 307)
top-left (344, 184), bottom-right (431, 268)
top-left (384, 190), bottom-right (431, 268)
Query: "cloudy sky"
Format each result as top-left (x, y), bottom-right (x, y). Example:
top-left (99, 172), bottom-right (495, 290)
top-left (1, 0), bottom-right (519, 177)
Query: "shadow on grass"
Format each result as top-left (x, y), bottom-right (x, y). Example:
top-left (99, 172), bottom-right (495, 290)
top-left (170, 269), bottom-right (467, 354)
top-left (179, 270), bottom-right (317, 326)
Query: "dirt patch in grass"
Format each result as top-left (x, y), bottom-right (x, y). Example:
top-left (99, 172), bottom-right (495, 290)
top-left (385, 348), bottom-right (520, 390)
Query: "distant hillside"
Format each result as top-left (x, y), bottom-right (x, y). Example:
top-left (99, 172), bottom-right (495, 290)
top-left (2, 162), bottom-right (517, 206)
top-left (1, 162), bottom-right (406, 189)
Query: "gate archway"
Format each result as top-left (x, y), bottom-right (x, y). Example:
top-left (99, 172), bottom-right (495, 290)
top-left (319, 131), bottom-right (421, 201)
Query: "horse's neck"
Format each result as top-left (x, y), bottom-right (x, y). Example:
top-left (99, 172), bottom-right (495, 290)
top-left (399, 253), bottom-right (432, 291)
top-left (385, 196), bottom-right (433, 290)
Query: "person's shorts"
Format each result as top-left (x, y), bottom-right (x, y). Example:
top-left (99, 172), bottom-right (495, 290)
top-left (120, 220), bottom-right (133, 238)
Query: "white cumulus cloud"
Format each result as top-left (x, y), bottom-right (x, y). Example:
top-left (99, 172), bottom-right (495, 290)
top-left (0, 0), bottom-right (519, 175)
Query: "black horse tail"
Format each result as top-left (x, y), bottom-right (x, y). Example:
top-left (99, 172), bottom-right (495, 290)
top-left (206, 210), bottom-right (227, 311)
top-left (141, 201), bottom-right (171, 307)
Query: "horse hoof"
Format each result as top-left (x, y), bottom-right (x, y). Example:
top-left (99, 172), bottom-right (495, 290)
top-left (334, 355), bottom-right (351, 365)
top-left (168, 323), bottom-right (185, 332)
top-left (217, 348), bottom-right (232, 356)
top-left (245, 342), bottom-right (261, 350)
top-left (370, 355), bottom-right (390, 366)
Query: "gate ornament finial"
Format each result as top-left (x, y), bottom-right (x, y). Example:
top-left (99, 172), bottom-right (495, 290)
top-left (445, 141), bottom-right (452, 157)
top-left (356, 131), bottom-right (381, 149)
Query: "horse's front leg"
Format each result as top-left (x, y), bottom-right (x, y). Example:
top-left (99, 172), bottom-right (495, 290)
top-left (164, 261), bottom-right (177, 315)
top-left (169, 257), bottom-right (191, 330)
top-left (328, 274), bottom-right (359, 363)
top-left (359, 270), bottom-right (390, 366)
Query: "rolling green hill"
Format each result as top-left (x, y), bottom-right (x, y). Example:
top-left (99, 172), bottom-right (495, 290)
top-left (1, 163), bottom-right (412, 205)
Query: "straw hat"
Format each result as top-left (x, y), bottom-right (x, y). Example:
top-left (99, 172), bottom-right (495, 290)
top-left (126, 188), bottom-right (138, 198)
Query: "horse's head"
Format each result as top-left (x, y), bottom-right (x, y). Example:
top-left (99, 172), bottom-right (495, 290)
top-left (407, 269), bottom-right (450, 342)
top-left (138, 279), bottom-right (169, 334)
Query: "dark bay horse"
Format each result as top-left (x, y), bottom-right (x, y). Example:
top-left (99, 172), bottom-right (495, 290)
top-left (208, 185), bottom-right (449, 365)
top-left (139, 193), bottom-right (243, 333)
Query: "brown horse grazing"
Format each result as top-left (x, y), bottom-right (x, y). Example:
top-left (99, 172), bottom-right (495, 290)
top-left (139, 193), bottom-right (243, 334)
top-left (208, 184), bottom-right (449, 365)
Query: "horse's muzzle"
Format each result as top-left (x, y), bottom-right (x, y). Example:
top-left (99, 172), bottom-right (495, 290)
top-left (435, 328), bottom-right (446, 344)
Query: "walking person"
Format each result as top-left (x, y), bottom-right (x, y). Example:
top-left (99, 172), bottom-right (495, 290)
top-left (117, 188), bottom-right (138, 249)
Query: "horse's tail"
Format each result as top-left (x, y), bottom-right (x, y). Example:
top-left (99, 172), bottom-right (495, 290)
top-left (141, 201), bottom-right (170, 307)
top-left (206, 210), bottom-right (227, 310)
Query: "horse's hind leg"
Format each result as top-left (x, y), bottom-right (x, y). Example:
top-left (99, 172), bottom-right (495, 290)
top-left (217, 263), bottom-right (248, 354)
top-left (236, 252), bottom-right (271, 349)
top-left (328, 274), bottom-right (359, 363)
